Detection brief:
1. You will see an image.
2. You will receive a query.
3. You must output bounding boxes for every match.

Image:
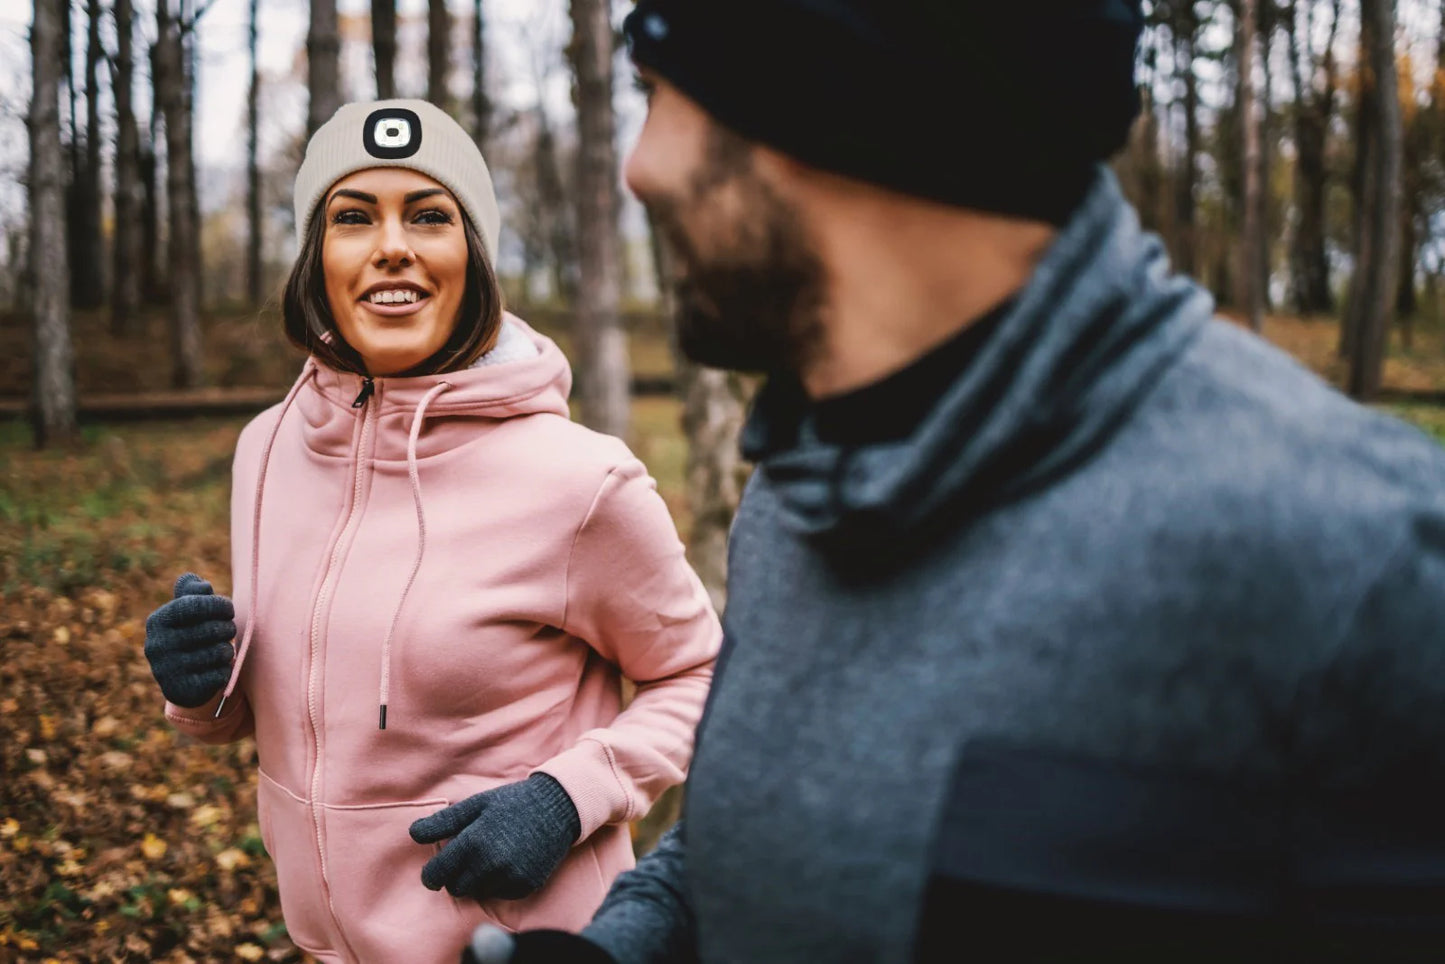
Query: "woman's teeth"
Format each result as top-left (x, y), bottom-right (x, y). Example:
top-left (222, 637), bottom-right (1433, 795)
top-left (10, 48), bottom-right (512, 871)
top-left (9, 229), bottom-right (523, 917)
top-left (368, 289), bottom-right (422, 304)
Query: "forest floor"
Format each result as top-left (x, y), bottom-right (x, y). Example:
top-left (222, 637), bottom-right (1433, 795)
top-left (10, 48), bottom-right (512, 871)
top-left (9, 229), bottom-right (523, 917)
top-left (2, 305), bottom-right (1444, 961)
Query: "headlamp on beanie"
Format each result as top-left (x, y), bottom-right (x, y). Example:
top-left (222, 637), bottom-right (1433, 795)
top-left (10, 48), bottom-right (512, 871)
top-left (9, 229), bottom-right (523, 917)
top-left (366, 109), bottom-right (421, 157)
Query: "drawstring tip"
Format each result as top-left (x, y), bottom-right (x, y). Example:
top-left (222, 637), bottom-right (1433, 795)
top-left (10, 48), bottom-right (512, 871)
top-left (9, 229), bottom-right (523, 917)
top-left (213, 696), bottom-right (228, 719)
top-left (378, 705), bottom-right (387, 730)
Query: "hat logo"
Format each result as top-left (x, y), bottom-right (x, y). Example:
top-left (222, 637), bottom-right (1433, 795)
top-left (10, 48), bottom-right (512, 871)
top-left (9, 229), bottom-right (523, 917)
top-left (362, 107), bottom-right (423, 159)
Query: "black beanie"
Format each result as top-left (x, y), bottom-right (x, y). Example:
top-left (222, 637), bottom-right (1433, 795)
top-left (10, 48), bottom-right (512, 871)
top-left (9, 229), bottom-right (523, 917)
top-left (623, 0), bottom-right (1145, 225)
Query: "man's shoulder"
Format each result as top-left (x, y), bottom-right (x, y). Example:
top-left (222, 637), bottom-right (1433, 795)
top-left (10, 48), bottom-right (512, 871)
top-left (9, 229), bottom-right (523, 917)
top-left (1125, 317), bottom-right (1445, 519)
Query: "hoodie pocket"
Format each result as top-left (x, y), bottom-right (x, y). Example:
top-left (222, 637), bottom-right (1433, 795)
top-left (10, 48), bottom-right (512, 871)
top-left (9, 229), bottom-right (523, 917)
top-left (255, 769), bottom-right (332, 954)
top-left (320, 798), bottom-right (470, 963)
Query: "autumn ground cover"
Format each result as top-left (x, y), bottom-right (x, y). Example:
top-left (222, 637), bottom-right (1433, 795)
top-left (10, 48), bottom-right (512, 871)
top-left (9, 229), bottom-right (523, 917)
top-left (2, 307), bottom-right (1443, 961)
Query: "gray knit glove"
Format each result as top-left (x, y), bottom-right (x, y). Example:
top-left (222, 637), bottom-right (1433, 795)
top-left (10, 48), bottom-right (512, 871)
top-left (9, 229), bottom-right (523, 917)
top-left (143, 573), bottom-right (236, 708)
top-left (411, 774), bottom-right (581, 901)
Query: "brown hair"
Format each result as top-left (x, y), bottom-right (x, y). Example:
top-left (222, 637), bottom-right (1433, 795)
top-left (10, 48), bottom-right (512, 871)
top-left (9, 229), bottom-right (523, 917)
top-left (282, 200), bottom-right (503, 376)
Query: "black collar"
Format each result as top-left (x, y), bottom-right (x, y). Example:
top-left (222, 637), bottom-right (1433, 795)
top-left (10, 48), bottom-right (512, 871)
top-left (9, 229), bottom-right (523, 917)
top-left (812, 300), bottom-right (1012, 446)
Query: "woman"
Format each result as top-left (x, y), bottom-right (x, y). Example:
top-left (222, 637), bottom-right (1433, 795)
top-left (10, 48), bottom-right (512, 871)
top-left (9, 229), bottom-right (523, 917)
top-left (141, 100), bottom-right (721, 963)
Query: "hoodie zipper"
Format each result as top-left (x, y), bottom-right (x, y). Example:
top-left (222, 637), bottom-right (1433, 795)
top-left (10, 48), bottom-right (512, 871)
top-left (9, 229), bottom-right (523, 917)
top-left (305, 377), bottom-right (378, 960)
top-left (351, 377), bottom-right (374, 408)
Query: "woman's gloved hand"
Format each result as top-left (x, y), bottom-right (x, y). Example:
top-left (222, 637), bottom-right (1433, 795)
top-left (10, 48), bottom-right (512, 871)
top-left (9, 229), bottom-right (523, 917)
top-left (461, 926), bottom-right (617, 964)
top-left (143, 573), bottom-right (236, 708)
top-left (411, 773), bottom-right (581, 902)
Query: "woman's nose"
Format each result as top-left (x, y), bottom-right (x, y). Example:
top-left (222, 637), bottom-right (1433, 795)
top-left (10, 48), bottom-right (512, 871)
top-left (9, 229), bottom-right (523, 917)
top-left (374, 217), bottom-right (412, 267)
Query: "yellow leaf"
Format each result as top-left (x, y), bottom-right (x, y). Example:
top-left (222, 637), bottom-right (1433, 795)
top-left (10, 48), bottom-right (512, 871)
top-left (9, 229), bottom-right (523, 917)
top-left (0, 818), bottom-right (18, 838)
top-left (52, 626), bottom-right (70, 645)
top-left (190, 804), bottom-right (224, 828)
top-left (100, 751), bottom-right (133, 771)
top-left (140, 834), bottom-right (167, 860)
top-left (236, 943), bottom-right (265, 961)
top-left (214, 847), bottom-right (250, 871)
top-left (167, 888), bottom-right (195, 906)
top-left (37, 716), bottom-right (57, 739)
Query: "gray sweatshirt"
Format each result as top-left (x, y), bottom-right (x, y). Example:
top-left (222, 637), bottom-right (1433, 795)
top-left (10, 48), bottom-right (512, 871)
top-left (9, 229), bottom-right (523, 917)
top-left (582, 169), bottom-right (1445, 963)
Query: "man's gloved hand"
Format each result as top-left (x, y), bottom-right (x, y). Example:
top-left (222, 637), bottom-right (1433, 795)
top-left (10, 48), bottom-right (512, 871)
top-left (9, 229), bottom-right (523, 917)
top-left (143, 573), bottom-right (236, 708)
top-left (411, 773), bottom-right (581, 902)
top-left (461, 926), bottom-right (617, 964)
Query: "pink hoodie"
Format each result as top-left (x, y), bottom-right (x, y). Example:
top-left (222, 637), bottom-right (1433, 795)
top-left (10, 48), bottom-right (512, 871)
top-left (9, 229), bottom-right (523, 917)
top-left (164, 317), bottom-right (721, 963)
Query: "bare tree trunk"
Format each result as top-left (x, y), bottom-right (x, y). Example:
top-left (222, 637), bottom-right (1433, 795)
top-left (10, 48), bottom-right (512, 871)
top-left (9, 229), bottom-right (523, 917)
top-left (1256, 0), bottom-right (1274, 312)
top-left (534, 111), bottom-right (577, 302)
top-left (372, 0), bottom-right (396, 100)
top-left (1287, 0), bottom-right (1338, 314)
top-left (1237, 0), bottom-right (1265, 331)
top-left (112, 0), bottom-right (143, 333)
top-left (1344, 0), bottom-right (1403, 400)
top-left (184, 4), bottom-right (201, 302)
top-left (247, 0), bottom-right (263, 305)
top-left (308, 0), bottom-right (341, 137)
top-left (139, 134), bottom-right (167, 304)
top-left (568, 0), bottom-right (629, 438)
top-left (30, 0), bottom-right (78, 447)
top-left (472, 0), bottom-right (491, 144)
top-left (1122, 51), bottom-right (1164, 232)
top-left (70, 0), bottom-right (104, 309)
top-left (1340, 8), bottom-right (1374, 360)
top-left (1173, 3), bottom-right (1200, 276)
top-left (428, 0), bottom-right (451, 112)
top-left (63, 0), bottom-right (84, 309)
top-left (678, 363), bottom-right (750, 610)
top-left (1396, 210), bottom-right (1416, 346)
top-left (155, 1), bottom-right (203, 388)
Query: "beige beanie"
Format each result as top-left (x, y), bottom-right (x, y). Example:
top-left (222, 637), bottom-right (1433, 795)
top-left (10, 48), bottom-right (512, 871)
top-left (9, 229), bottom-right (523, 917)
top-left (293, 99), bottom-right (501, 261)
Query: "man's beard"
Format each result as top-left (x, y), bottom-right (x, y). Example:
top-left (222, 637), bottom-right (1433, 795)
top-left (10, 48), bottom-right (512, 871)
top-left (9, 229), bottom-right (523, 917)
top-left (644, 131), bottom-right (826, 375)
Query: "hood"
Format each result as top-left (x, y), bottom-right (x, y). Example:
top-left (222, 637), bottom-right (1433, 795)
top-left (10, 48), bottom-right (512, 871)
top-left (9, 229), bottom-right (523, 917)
top-left (741, 168), bottom-right (1212, 555)
top-left (300, 314), bottom-right (571, 462)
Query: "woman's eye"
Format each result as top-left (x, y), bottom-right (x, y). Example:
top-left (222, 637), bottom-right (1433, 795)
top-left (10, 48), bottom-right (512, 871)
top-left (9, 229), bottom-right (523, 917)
top-left (332, 210), bottom-right (370, 225)
top-left (414, 209), bottom-right (453, 225)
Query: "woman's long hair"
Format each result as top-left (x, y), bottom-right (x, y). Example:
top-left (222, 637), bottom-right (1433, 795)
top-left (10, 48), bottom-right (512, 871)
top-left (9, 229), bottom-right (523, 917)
top-left (282, 201), bottom-right (503, 376)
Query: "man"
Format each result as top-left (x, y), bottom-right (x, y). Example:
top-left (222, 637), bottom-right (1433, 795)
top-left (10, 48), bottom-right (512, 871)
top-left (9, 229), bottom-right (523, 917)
top-left (468, 1), bottom-right (1445, 961)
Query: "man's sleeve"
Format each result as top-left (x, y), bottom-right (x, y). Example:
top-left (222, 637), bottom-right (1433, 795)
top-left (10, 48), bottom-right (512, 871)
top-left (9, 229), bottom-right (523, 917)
top-left (581, 822), bottom-right (699, 964)
top-left (1292, 510), bottom-right (1445, 943)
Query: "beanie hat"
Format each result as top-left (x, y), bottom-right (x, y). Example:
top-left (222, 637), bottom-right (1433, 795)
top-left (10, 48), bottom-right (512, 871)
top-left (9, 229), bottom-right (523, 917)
top-left (623, 0), bottom-right (1144, 225)
top-left (293, 99), bottom-right (501, 260)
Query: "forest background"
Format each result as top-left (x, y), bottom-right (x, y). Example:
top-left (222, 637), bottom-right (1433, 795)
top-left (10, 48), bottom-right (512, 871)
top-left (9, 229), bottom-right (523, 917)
top-left (3, 0), bottom-right (1445, 960)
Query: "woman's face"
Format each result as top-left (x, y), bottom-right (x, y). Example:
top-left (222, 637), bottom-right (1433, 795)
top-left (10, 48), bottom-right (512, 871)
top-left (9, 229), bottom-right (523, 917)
top-left (322, 168), bottom-right (468, 376)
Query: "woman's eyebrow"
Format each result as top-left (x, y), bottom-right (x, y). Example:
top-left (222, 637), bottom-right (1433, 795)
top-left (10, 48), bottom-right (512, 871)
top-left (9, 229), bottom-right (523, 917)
top-left (330, 188), bottom-right (378, 205)
top-left (404, 188), bottom-right (449, 204)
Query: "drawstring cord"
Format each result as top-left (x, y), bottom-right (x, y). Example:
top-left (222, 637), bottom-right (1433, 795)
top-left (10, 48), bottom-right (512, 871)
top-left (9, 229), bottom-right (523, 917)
top-left (216, 363), bottom-right (319, 719)
top-left (377, 380), bottom-right (452, 729)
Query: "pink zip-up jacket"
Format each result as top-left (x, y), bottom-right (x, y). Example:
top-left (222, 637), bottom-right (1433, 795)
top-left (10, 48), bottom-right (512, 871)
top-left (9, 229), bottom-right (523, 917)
top-left (163, 317), bottom-right (721, 963)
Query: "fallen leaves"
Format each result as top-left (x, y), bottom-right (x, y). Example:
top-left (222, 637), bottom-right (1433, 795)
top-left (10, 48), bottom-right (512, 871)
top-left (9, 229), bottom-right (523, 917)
top-left (140, 834), bottom-right (168, 861)
top-left (0, 419), bottom-right (302, 961)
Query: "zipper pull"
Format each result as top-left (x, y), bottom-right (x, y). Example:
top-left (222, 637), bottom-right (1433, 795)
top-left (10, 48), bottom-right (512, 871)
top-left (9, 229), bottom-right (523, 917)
top-left (352, 377), bottom-right (375, 408)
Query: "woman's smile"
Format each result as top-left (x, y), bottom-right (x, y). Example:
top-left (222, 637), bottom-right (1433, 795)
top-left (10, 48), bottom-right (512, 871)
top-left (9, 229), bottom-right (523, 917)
top-left (358, 281), bottom-right (433, 317)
